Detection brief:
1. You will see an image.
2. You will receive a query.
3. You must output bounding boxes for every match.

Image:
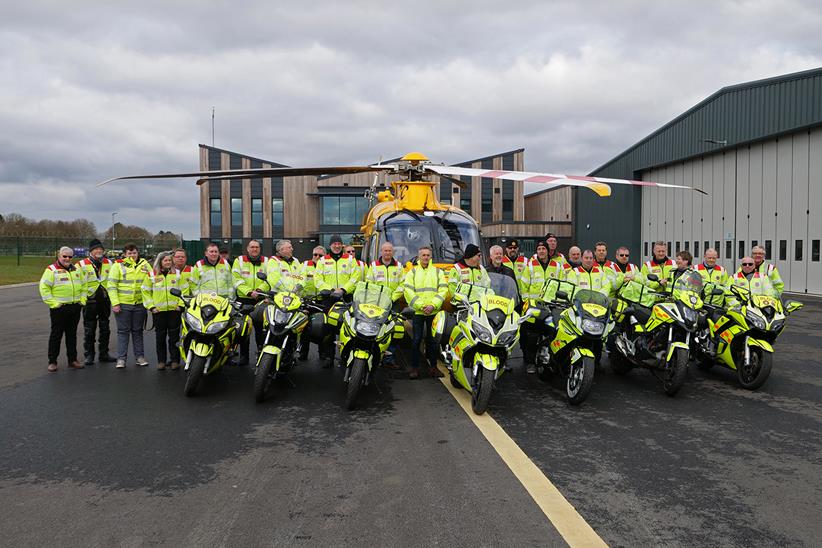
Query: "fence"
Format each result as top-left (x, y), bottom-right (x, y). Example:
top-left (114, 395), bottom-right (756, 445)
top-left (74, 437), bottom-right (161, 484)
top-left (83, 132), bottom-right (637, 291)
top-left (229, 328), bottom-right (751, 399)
top-left (0, 236), bottom-right (202, 264)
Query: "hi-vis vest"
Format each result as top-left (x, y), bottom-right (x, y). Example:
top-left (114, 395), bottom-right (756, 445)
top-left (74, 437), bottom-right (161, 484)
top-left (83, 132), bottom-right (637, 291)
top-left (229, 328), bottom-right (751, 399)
top-left (641, 258), bottom-right (674, 291)
top-left (596, 260), bottom-right (619, 297)
top-left (695, 263), bottom-right (730, 306)
top-left (751, 261), bottom-right (784, 296)
top-left (299, 260), bottom-right (318, 296)
top-left (191, 258), bottom-right (234, 298)
top-left (521, 258), bottom-right (569, 301)
top-left (566, 265), bottom-right (611, 297)
top-left (232, 255), bottom-right (270, 298)
top-left (141, 269), bottom-right (185, 312)
top-left (77, 257), bottom-right (112, 297)
top-left (315, 254), bottom-right (361, 294)
top-left (39, 262), bottom-right (87, 309)
top-left (366, 258), bottom-right (403, 300)
top-left (107, 258), bottom-right (152, 306)
top-left (402, 264), bottom-right (448, 314)
top-left (447, 262), bottom-right (490, 296)
top-left (609, 261), bottom-right (642, 294)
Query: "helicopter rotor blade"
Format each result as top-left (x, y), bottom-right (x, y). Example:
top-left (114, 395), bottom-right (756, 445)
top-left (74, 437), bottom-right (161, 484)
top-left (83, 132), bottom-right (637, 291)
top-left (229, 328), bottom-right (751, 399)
top-left (97, 165), bottom-right (396, 187)
top-left (425, 165), bottom-right (707, 196)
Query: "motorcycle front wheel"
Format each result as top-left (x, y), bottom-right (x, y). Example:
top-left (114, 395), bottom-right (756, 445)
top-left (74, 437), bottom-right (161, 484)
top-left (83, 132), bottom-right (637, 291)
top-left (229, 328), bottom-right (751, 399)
top-left (184, 355), bottom-right (206, 397)
top-left (345, 358), bottom-right (367, 410)
top-left (471, 367), bottom-right (494, 415)
top-left (737, 347), bottom-right (772, 390)
top-left (253, 353), bottom-right (276, 403)
top-left (662, 347), bottom-right (688, 396)
top-left (567, 356), bottom-right (595, 405)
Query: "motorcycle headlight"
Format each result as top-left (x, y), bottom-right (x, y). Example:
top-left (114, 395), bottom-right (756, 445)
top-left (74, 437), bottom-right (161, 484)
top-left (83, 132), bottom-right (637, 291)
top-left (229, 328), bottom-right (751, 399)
top-left (497, 329), bottom-right (517, 347)
top-left (274, 308), bottom-right (292, 325)
top-left (746, 310), bottom-right (766, 330)
top-left (770, 319), bottom-right (784, 333)
top-left (356, 321), bottom-right (380, 337)
top-left (473, 323), bottom-right (493, 344)
top-left (205, 319), bottom-right (229, 334)
top-left (581, 319), bottom-right (604, 336)
top-left (185, 312), bottom-right (202, 331)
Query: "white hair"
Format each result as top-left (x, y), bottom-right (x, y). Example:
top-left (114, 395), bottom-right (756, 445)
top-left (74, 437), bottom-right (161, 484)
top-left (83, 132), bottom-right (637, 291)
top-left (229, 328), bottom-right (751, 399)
top-left (276, 239), bottom-right (292, 253)
top-left (58, 246), bottom-right (73, 257)
top-left (489, 245), bottom-right (503, 254)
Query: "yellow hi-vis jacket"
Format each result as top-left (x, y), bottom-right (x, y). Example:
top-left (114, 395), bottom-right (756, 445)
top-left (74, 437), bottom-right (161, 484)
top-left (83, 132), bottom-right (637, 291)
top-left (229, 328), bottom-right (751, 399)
top-left (190, 258), bottom-right (234, 298)
top-left (641, 258), bottom-right (674, 291)
top-left (77, 257), bottom-right (112, 298)
top-left (39, 262), bottom-right (87, 309)
top-left (751, 261), bottom-right (784, 296)
top-left (232, 254), bottom-right (270, 298)
top-left (299, 260), bottom-right (319, 296)
top-left (447, 262), bottom-right (490, 297)
top-left (695, 263), bottom-right (730, 306)
top-left (315, 254), bottom-right (361, 294)
top-left (141, 269), bottom-right (186, 312)
top-left (566, 265), bottom-right (612, 297)
top-left (610, 261), bottom-right (643, 294)
top-left (402, 263), bottom-right (448, 315)
top-left (521, 258), bottom-right (569, 302)
top-left (365, 258), bottom-right (404, 301)
top-left (107, 257), bottom-right (152, 306)
top-left (264, 255), bottom-right (302, 290)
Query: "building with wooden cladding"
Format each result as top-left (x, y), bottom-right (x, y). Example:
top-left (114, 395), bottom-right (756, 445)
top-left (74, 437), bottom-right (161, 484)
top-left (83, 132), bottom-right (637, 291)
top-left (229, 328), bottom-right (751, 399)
top-left (198, 145), bottom-right (573, 258)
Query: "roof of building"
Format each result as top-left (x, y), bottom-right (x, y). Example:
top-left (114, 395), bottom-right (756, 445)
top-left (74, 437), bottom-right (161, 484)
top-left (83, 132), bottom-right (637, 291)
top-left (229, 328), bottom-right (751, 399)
top-left (590, 67), bottom-right (822, 179)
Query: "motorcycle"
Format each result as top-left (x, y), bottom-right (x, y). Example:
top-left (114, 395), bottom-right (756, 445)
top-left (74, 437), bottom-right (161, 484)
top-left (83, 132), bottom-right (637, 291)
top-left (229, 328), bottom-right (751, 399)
top-left (534, 283), bottom-right (614, 405)
top-left (433, 272), bottom-right (528, 415)
top-left (609, 271), bottom-right (704, 396)
top-left (332, 281), bottom-right (405, 410)
top-left (693, 277), bottom-right (803, 389)
top-left (171, 288), bottom-right (253, 397)
top-left (252, 272), bottom-right (325, 402)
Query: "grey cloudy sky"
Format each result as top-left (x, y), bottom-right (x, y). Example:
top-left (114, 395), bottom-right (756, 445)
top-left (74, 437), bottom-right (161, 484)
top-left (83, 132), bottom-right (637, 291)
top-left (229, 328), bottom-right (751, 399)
top-left (1, 0), bottom-right (820, 238)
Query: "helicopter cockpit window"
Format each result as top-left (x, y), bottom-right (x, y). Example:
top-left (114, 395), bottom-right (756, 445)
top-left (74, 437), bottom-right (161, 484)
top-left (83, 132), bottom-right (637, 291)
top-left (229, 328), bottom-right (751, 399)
top-left (381, 211), bottom-right (480, 265)
top-left (383, 214), bottom-right (433, 264)
top-left (431, 213), bottom-right (481, 263)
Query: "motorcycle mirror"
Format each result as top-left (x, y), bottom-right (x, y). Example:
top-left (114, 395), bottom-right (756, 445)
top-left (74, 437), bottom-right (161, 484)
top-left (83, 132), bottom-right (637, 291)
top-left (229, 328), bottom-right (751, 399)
top-left (785, 300), bottom-right (804, 314)
top-left (647, 274), bottom-right (659, 282)
top-left (256, 271), bottom-right (268, 281)
top-left (170, 288), bottom-right (183, 298)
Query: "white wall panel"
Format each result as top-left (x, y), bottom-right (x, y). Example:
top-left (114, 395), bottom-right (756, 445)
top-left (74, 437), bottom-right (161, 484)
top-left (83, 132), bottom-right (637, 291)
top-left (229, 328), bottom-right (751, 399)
top-left (722, 151), bottom-right (736, 271)
top-left (761, 141), bottom-right (778, 259)
top-left (693, 157), bottom-right (705, 251)
top-left (735, 147), bottom-right (750, 266)
top-left (641, 172), bottom-right (651, 258)
top-left (748, 143), bottom-right (764, 255)
top-left (683, 162), bottom-right (694, 257)
top-left (775, 137), bottom-right (793, 284)
top-left (807, 128), bottom-right (822, 294)
top-left (672, 163), bottom-right (683, 252)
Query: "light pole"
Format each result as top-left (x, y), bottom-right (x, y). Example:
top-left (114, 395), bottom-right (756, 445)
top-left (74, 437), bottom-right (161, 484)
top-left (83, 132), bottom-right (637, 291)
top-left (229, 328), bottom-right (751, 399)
top-left (111, 211), bottom-right (118, 250)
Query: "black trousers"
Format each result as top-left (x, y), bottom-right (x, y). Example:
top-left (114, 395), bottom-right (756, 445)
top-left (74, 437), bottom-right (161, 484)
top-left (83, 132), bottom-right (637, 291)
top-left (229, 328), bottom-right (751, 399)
top-left (153, 310), bottom-right (182, 364)
top-left (238, 300), bottom-right (265, 361)
top-left (520, 323), bottom-right (538, 366)
top-left (412, 314), bottom-right (438, 370)
top-left (48, 304), bottom-right (82, 364)
top-left (83, 295), bottom-right (111, 359)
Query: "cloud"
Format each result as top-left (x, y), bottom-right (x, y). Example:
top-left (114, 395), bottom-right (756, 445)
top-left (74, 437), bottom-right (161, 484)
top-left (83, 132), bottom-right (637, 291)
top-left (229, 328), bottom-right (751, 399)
top-left (1, 1), bottom-right (820, 237)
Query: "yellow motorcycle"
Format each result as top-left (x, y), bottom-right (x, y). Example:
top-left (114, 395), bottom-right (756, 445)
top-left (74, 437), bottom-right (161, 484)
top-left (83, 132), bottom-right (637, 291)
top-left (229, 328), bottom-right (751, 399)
top-left (171, 288), bottom-right (253, 397)
top-left (694, 277), bottom-right (803, 389)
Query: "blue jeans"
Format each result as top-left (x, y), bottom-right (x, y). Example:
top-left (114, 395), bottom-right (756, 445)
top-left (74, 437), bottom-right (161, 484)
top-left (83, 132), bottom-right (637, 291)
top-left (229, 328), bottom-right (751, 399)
top-left (115, 304), bottom-right (146, 360)
top-left (412, 314), bottom-right (437, 370)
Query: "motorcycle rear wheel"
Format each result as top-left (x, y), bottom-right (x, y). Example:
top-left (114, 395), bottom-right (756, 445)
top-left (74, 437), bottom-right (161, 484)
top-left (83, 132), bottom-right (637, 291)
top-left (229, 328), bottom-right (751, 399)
top-left (662, 347), bottom-right (688, 397)
top-left (345, 358), bottom-right (366, 410)
top-left (471, 367), bottom-right (494, 415)
top-left (184, 355), bottom-right (206, 397)
top-left (253, 353), bottom-right (276, 403)
top-left (567, 356), bottom-right (595, 405)
top-left (737, 348), bottom-right (772, 390)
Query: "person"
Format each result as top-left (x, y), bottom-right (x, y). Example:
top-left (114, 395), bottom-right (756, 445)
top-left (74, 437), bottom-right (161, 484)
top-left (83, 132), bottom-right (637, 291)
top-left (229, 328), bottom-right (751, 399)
top-left (76, 238), bottom-right (115, 365)
top-left (219, 247), bottom-right (231, 264)
top-left (344, 244), bottom-right (366, 279)
top-left (519, 240), bottom-right (568, 373)
top-left (566, 246), bottom-right (582, 269)
top-left (39, 246), bottom-right (87, 372)
top-left (402, 246), bottom-right (448, 379)
top-left (232, 240), bottom-right (270, 366)
top-left (315, 234), bottom-right (361, 367)
top-left (266, 239), bottom-right (301, 287)
top-left (726, 256), bottom-right (772, 306)
top-left (567, 250), bottom-right (611, 296)
top-left (545, 233), bottom-right (566, 265)
top-left (365, 242), bottom-right (404, 368)
top-left (750, 245), bottom-right (784, 296)
top-left (190, 242), bottom-right (234, 298)
top-left (594, 241), bottom-right (619, 298)
top-left (503, 239), bottom-right (529, 279)
top-left (610, 246), bottom-right (642, 294)
top-left (296, 245), bottom-right (325, 361)
top-left (487, 245), bottom-right (518, 285)
top-left (695, 248), bottom-right (729, 306)
top-left (664, 250), bottom-right (693, 291)
top-left (641, 241), bottom-right (674, 291)
top-left (447, 244), bottom-right (490, 296)
top-left (171, 248), bottom-right (192, 295)
top-left (108, 242), bottom-right (152, 369)
top-left (142, 251), bottom-right (185, 370)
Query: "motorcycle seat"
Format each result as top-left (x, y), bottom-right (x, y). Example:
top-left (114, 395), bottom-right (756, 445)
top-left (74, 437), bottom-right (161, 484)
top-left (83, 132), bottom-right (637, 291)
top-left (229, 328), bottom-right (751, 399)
top-left (629, 305), bottom-right (652, 325)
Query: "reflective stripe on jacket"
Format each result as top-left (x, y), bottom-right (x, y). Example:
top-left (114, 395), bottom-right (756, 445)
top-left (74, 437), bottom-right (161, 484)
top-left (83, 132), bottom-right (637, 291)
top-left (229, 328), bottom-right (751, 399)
top-left (314, 254), bottom-right (361, 294)
top-left (141, 269), bottom-right (185, 312)
top-left (641, 258), bottom-right (674, 291)
top-left (39, 262), bottom-right (86, 308)
top-left (447, 263), bottom-right (490, 296)
top-left (402, 264), bottom-right (448, 314)
top-left (190, 258), bottom-right (234, 298)
top-left (695, 263), bottom-right (730, 306)
top-left (77, 257), bottom-right (112, 297)
top-left (107, 258), bottom-right (152, 306)
top-left (566, 265), bottom-right (611, 297)
top-left (521, 258), bottom-right (568, 302)
top-left (366, 259), bottom-right (403, 301)
top-left (751, 261), bottom-right (784, 296)
top-left (232, 255), bottom-right (270, 298)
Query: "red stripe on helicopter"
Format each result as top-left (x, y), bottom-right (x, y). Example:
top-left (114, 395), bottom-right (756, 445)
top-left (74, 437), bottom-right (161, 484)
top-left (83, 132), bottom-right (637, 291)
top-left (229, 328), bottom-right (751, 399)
top-left (480, 170), bottom-right (509, 179)
top-left (524, 175), bottom-right (561, 183)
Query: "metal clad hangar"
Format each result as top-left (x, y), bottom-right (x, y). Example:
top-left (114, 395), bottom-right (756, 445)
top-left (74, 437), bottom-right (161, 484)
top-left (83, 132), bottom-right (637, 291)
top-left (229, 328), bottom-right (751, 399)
top-left (580, 67), bottom-right (822, 295)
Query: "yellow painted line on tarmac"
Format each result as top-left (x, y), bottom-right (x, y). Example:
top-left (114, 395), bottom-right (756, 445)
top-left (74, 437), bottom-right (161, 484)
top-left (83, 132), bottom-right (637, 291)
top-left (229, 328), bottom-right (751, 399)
top-left (437, 365), bottom-right (608, 548)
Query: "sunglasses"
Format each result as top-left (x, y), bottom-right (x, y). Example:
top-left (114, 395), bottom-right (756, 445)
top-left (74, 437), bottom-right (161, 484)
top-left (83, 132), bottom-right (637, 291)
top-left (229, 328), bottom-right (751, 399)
top-left (61, 255), bottom-right (74, 258)
top-left (506, 245), bottom-right (518, 249)
top-left (313, 253), bottom-right (323, 256)
top-left (742, 262), bottom-right (754, 266)
top-left (618, 253), bottom-right (629, 257)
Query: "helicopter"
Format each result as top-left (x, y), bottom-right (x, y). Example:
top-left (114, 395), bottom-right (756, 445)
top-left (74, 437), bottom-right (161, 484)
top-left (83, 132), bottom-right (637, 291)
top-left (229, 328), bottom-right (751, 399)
top-left (98, 152), bottom-right (702, 268)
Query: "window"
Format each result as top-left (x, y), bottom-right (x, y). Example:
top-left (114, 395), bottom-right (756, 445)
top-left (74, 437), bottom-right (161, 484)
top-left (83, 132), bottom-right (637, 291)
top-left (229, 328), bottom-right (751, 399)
top-left (251, 198), bottom-right (263, 229)
top-left (321, 197), bottom-right (339, 225)
top-left (714, 241), bottom-right (720, 257)
top-left (795, 240), bottom-right (803, 261)
top-left (321, 196), bottom-right (368, 226)
top-left (751, 240), bottom-right (758, 250)
top-left (230, 239), bottom-right (243, 259)
top-left (210, 198), bottom-right (221, 230)
top-left (339, 197), bottom-right (357, 225)
top-left (644, 241), bottom-right (648, 257)
top-left (272, 198), bottom-right (283, 227)
top-left (685, 241), bottom-right (690, 251)
top-left (481, 178), bottom-right (493, 223)
top-left (460, 176), bottom-right (472, 212)
top-left (779, 240), bottom-right (787, 261)
top-left (231, 198), bottom-right (243, 228)
top-left (765, 240), bottom-right (772, 260)
top-left (675, 241), bottom-right (681, 252)
top-left (502, 181), bottom-right (514, 221)
top-left (704, 241), bottom-right (709, 257)
top-left (694, 240), bottom-right (700, 258)
top-left (739, 241), bottom-right (746, 260)
top-left (725, 241), bottom-right (732, 260)
top-left (812, 240), bottom-right (820, 262)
